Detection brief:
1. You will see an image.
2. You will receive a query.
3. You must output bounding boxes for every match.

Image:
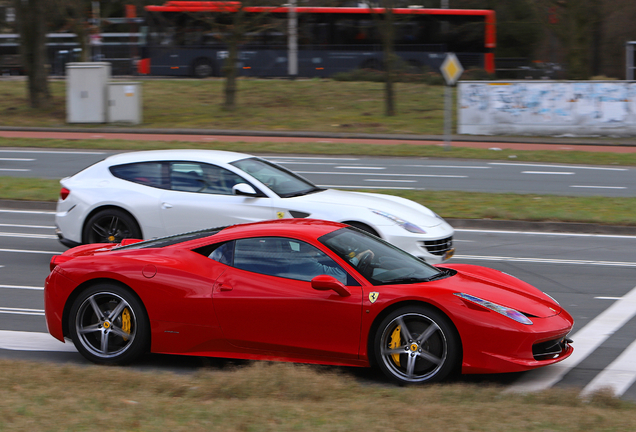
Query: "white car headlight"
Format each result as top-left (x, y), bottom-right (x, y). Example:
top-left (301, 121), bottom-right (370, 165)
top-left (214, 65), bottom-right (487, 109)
top-left (371, 209), bottom-right (427, 234)
top-left (454, 293), bottom-right (533, 325)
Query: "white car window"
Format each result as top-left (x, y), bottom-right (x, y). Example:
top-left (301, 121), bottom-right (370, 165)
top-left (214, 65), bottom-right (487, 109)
top-left (170, 162), bottom-right (249, 195)
top-left (110, 162), bottom-right (169, 189)
top-left (231, 157), bottom-right (323, 198)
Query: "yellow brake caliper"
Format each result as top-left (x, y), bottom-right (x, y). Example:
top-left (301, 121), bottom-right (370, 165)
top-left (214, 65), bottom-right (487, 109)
top-left (389, 325), bottom-right (402, 367)
top-left (121, 308), bottom-right (131, 341)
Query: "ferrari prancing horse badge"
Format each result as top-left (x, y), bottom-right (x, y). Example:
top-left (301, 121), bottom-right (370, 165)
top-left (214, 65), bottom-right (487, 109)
top-left (369, 292), bottom-right (379, 303)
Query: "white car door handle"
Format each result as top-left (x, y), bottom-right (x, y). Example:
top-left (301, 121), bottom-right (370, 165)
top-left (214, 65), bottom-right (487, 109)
top-left (161, 202), bottom-right (173, 209)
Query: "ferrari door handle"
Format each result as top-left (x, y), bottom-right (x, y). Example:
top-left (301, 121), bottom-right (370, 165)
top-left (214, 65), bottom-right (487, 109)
top-left (161, 202), bottom-right (173, 209)
top-left (217, 283), bottom-right (233, 292)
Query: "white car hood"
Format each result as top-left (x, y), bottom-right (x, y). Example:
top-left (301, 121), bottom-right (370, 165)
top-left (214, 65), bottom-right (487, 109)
top-left (284, 188), bottom-right (444, 228)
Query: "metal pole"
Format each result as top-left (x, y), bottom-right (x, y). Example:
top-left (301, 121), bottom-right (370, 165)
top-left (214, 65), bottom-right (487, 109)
top-left (627, 42), bottom-right (634, 81)
top-left (444, 84), bottom-right (452, 150)
top-left (288, 0), bottom-right (298, 79)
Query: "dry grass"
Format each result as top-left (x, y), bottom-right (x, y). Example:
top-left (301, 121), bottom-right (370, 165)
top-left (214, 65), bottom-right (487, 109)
top-left (1, 360), bottom-right (635, 431)
top-left (0, 78), bottom-right (447, 134)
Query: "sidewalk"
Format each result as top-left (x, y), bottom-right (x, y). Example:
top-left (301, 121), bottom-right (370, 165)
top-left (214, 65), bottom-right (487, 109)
top-left (2, 126), bottom-right (636, 153)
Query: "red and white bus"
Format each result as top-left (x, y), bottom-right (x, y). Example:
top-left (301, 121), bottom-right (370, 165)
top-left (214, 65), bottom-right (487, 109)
top-left (137, 1), bottom-right (496, 78)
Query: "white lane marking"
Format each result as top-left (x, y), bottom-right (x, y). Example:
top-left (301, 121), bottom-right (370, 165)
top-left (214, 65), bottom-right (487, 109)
top-left (0, 232), bottom-right (57, 239)
top-left (506, 285), bottom-right (636, 393)
top-left (455, 229), bottom-right (636, 239)
top-left (403, 165), bottom-right (491, 169)
top-left (489, 162), bottom-right (629, 171)
top-left (595, 297), bottom-right (622, 300)
top-left (0, 168), bottom-right (29, 172)
top-left (0, 158), bottom-right (34, 161)
top-left (266, 156), bottom-right (359, 160)
top-left (454, 255), bottom-right (636, 267)
top-left (0, 330), bottom-right (77, 352)
top-left (0, 285), bottom-right (43, 291)
top-left (298, 171), bottom-right (467, 178)
top-left (272, 161), bottom-right (339, 165)
top-left (335, 166), bottom-right (385, 170)
top-left (0, 307), bottom-right (44, 316)
top-left (0, 248), bottom-right (60, 255)
top-left (364, 179), bottom-right (417, 183)
top-left (0, 223), bottom-right (55, 229)
top-left (570, 185), bottom-right (627, 190)
top-left (0, 209), bottom-right (56, 215)
top-left (0, 150), bottom-right (105, 155)
top-left (522, 171), bottom-right (574, 175)
top-left (581, 338), bottom-right (636, 397)
top-left (318, 185), bottom-right (416, 190)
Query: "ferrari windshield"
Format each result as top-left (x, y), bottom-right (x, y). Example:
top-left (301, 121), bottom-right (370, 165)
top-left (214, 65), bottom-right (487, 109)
top-left (231, 157), bottom-right (324, 198)
top-left (320, 227), bottom-right (447, 286)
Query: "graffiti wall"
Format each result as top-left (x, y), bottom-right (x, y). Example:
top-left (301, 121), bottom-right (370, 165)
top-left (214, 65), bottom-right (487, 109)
top-left (458, 81), bottom-right (636, 136)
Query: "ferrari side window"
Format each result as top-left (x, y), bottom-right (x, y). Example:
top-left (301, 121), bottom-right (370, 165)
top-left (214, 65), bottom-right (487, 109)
top-left (208, 241), bottom-right (235, 265)
top-left (234, 238), bottom-right (291, 277)
top-left (233, 237), bottom-right (353, 285)
top-left (283, 240), bottom-right (348, 285)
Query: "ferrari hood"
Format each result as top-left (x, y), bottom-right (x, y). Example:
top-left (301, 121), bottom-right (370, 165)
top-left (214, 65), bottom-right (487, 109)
top-left (286, 189), bottom-right (445, 228)
top-left (440, 264), bottom-right (562, 318)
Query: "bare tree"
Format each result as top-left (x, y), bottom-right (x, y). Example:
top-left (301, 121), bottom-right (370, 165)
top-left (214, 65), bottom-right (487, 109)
top-left (185, 2), bottom-right (279, 110)
top-left (531, 0), bottom-right (599, 79)
top-left (14, 0), bottom-right (49, 108)
top-left (364, 0), bottom-right (398, 116)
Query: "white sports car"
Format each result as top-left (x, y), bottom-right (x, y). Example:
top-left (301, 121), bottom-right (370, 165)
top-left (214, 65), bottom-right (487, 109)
top-left (55, 150), bottom-right (455, 263)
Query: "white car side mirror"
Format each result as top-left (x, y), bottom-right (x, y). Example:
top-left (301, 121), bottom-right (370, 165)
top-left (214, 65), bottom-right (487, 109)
top-left (232, 183), bottom-right (257, 196)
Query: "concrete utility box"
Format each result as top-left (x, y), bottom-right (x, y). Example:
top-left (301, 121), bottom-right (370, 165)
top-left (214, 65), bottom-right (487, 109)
top-left (66, 62), bottom-right (111, 123)
top-left (108, 82), bottom-right (142, 124)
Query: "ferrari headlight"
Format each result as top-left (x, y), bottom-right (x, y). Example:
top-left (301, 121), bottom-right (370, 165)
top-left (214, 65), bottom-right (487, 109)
top-left (372, 210), bottom-right (427, 234)
top-left (454, 293), bottom-right (533, 325)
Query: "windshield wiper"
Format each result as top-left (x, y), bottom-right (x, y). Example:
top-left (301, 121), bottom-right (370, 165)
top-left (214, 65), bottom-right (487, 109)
top-left (282, 187), bottom-right (325, 198)
top-left (377, 277), bottom-right (431, 285)
top-left (425, 269), bottom-right (454, 281)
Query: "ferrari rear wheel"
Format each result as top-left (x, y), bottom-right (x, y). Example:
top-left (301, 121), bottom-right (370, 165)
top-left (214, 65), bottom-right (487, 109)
top-left (69, 284), bottom-right (149, 365)
top-left (83, 208), bottom-right (141, 244)
top-left (374, 306), bottom-right (459, 384)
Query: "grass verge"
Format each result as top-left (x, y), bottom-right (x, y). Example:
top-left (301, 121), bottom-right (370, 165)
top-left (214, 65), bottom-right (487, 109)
top-left (5, 177), bottom-right (636, 226)
top-left (1, 360), bottom-right (634, 431)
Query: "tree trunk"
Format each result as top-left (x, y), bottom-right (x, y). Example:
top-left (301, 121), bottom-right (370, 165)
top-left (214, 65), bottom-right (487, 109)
top-left (223, 35), bottom-right (239, 110)
top-left (223, 9), bottom-right (247, 111)
top-left (15, 0), bottom-right (50, 109)
top-left (382, 8), bottom-right (395, 117)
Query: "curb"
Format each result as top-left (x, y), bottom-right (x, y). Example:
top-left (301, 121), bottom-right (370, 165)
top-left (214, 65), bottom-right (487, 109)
top-left (447, 218), bottom-right (635, 236)
top-left (1, 200), bottom-right (633, 235)
top-left (2, 126), bottom-right (636, 147)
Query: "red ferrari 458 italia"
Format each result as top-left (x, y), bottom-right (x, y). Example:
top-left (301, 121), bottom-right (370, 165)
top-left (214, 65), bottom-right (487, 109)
top-left (44, 219), bottom-right (574, 384)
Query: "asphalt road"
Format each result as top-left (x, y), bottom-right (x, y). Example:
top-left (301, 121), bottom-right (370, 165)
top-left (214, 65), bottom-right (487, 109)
top-left (1, 148), bottom-right (635, 197)
top-left (2, 205), bottom-right (636, 400)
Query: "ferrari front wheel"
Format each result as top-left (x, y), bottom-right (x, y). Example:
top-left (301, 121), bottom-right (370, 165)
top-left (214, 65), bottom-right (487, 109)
top-left (69, 284), bottom-right (149, 365)
top-left (374, 306), bottom-right (459, 384)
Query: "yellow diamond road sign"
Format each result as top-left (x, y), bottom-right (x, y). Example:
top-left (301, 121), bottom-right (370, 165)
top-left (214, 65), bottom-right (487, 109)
top-left (441, 53), bottom-right (463, 86)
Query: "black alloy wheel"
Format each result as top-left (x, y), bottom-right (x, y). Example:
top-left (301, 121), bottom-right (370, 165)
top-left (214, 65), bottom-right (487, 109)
top-left (83, 208), bottom-right (141, 244)
top-left (374, 305), bottom-right (460, 384)
top-left (68, 284), bottom-right (149, 365)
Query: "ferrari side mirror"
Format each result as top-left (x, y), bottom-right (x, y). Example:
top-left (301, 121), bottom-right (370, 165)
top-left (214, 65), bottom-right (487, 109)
top-left (311, 275), bottom-right (351, 297)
